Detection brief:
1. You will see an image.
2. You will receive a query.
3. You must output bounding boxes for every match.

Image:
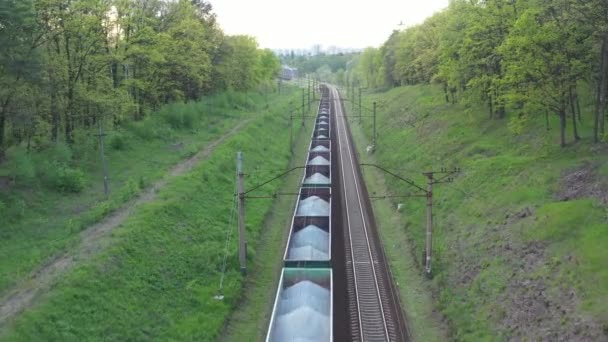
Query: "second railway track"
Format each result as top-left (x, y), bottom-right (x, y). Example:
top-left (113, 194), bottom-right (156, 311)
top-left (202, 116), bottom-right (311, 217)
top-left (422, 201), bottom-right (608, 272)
top-left (330, 85), bottom-right (409, 342)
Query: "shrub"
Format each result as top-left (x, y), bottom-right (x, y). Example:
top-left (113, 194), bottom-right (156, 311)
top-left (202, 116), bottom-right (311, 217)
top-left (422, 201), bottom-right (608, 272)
top-left (163, 110), bottom-right (183, 130)
top-left (7, 148), bottom-right (36, 183)
top-left (127, 121), bottom-right (155, 141)
top-left (45, 162), bottom-right (86, 193)
top-left (161, 106), bottom-right (196, 130)
top-left (181, 109), bottom-right (195, 130)
top-left (119, 178), bottom-right (141, 202)
top-left (71, 129), bottom-right (97, 160)
top-left (47, 142), bottom-right (73, 164)
top-left (109, 132), bottom-right (128, 151)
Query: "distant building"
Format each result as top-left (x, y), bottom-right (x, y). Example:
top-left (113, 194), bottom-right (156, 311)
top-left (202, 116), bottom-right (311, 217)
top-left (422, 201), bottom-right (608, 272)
top-left (280, 66), bottom-right (298, 80)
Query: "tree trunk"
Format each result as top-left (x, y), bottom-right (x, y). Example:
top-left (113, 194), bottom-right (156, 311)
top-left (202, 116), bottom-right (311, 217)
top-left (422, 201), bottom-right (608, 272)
top-left (570, 87), bottom-right (580, 141)
top-left (65, 86), bottom-right (74, 144)
top-left (595, 36), bottom-right (608, 142)
top-left (546, 110), bottom-right (550, 131)
top-left (495, 89), bottom-right (506, 119)
top-left (601, 37), bottom-right (608, 138)
top-left (574, 89), bottom-right (582, 122)
top-left (50, 83), bottom-right (59, 142)
top-left (0, 106), bottom-right (6, 160)
top-left (443, 83), bottom-right (449, 103)
top-left (488, 93), bottom-right (494, 119)
top-left (559, 107), bottom-right (567, 147)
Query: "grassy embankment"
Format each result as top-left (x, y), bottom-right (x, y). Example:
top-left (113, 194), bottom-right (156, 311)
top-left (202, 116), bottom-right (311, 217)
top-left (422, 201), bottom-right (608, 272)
top-left (349, 85), bottom-right (607, 340)
top-left (0, 88), bottom-right (291, 296)
top-left (1, 86), bottom-right (305, 340)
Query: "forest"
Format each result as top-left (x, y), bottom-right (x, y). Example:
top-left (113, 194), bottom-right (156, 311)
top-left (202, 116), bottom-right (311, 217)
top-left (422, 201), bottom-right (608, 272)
top-left (0, 0), bottom-right (280, 161)
top-left (344, 0), bottom-right (608, 147)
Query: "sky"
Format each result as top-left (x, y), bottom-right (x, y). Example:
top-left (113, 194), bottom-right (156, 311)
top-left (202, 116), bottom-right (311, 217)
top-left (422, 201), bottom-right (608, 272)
top-left (209, 0), bottom-right (450, 50)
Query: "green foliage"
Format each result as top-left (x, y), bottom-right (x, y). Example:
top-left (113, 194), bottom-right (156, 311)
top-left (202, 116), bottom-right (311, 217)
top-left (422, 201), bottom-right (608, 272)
top-left (6, 148), bottom-right (35, 183)
top-left (0, 0), bottom-right (281, 164)
top-left (46, 143), bottom-right (73, 165)
top-left (353, 84), bottom-right (607, 339)
top-left (45, 162), bottom-right (86, 193)
top-left (507, 113), bottom-right (528, 135)
top-left (160, 105), bottom-right (197, 130)
top-left (0, 86), bottom-right (298, 333)
top-left (342, 0), bottom-right (608, 147)
top-left (1, 87), bottom-right (299, 341)
top-left (109, 132), bottom-right (129, 151)
top-left (281, 52), bottom-right (356, 75)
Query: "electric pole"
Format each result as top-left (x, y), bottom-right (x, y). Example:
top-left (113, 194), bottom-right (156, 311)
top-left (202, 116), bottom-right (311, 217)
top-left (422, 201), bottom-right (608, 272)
top-left (421, 168), bottom-right (459, 277)
top-left (289, 102), bottom-right (294, 153)
top-left (351, 83), bottom-right (355, 112)
top-left (373, 101), bottom-right (377, 148)
top-left (360, 164), bottom-right (459, 278)
top-left (307, 76), bottom-right (311, 112)
top-left (302, 88), bottom-right (305, 126)
top-left (359, 87), bottom-right (362, 124)
top-left (96, 120), bottom-right (109, 197)
top-left (424, 173), bottom-right (433, 276)
top-left (237, 152), bottom-right (247, 274)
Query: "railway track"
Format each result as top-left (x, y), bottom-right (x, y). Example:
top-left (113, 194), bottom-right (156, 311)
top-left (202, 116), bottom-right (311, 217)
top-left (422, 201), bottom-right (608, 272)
top-left (330, 86), bottom-right (409, 342)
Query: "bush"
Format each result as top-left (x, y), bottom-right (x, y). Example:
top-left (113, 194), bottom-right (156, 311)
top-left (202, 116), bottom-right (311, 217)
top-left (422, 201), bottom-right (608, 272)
top-left (45, 162), bottom-right (86, 193)
top-left (71, 129), bottom-right (97, 160)
top-left (163, 110), bottom-right (183, 130)
top-left (7, 148), bottom-right (36, 183)
top-left (161, 106), bottom-right (196, 130)
top-left (109, 132), bottom-right (128, 151)
top-left (127, 120), bottom-right (156, 141)
top-left (47, 142), bottom-right (73, 164)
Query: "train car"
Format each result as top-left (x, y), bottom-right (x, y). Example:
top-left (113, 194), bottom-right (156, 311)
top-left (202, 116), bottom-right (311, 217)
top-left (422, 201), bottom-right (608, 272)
top-left (266, 84), bottom-right (334, 342)
top-left (302, 141), bottom-right (331, 186)
top-left (283, 186), bottom-right (331, 267)
top-left (265, 267), bottom-right (333, 342)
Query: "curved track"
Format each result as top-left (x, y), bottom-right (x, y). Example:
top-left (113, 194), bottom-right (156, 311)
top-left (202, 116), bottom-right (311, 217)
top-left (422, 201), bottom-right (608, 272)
top-left (330, 86), bottom-right (409, 342)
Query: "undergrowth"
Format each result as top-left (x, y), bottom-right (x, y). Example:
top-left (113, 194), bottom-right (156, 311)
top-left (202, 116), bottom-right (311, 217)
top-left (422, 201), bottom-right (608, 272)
top-left (0, 87), bottom-right (292, 297)
top-left (1, 87), bottom-right (300, 340)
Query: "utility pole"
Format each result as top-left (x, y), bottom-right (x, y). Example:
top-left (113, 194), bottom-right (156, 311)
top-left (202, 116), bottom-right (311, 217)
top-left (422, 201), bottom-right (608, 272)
top-left (351, 83), bottom-right (355, 112)
top-left (307, 76), bottom-right (311, 112)
top-left (237, 152), bottom-right (247, 274)
top-left (421, 168), bottom-right (459, 277)
top-left (359, 87), bottom-right (363, 125)
top-left (373, 101), bottom-right (377, 148)
top-left (96, 120), bottom-right (109, 197)
top-left (302, 88), bottom-right (305, 126)
top-left (289, 102), bottom-right (294, 153)
top-left (360, 164), bottom-right (459, 278)
top-left (346, 81), bottom-right (350, 99)
top-left (423, 172), bottom-right (433, 277)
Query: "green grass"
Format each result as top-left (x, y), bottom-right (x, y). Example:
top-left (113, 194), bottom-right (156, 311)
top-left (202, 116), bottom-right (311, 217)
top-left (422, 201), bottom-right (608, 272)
top-left (0, 88), bottom-right (293, 297)
top-left (350, 84), bottom-right (608, 340)
top-left (0, 87), bottom-right (303, 340)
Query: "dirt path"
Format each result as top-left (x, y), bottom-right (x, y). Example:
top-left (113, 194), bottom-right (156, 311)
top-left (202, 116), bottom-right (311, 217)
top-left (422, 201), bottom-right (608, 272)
top-left (0, 120), bottom-right (250, 328)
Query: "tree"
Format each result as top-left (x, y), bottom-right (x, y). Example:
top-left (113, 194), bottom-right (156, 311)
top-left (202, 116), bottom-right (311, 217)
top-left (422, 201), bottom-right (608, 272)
top-left (0, 0), bottom-right (41, 157)
top-left (501, 2), bottom-right (591, 146)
